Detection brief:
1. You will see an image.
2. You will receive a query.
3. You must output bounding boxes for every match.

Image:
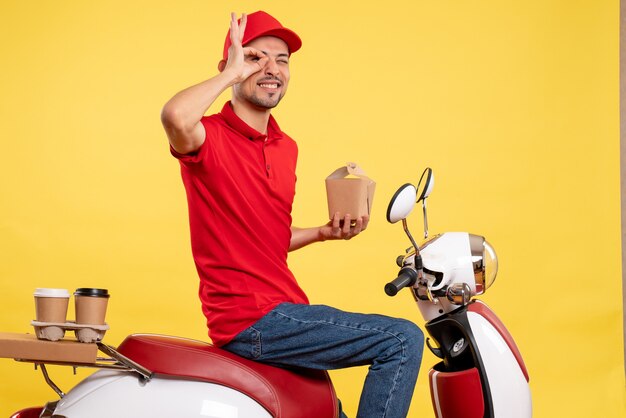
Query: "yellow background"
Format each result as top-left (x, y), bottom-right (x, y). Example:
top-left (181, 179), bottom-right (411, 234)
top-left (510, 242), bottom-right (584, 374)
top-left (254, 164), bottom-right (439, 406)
top-left (1, 0), bottom-right (624, 416)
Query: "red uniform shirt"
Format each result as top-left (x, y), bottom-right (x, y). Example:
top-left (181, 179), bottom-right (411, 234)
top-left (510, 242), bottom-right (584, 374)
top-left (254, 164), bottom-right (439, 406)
top-left (171, 101), bottom-right (309, 346)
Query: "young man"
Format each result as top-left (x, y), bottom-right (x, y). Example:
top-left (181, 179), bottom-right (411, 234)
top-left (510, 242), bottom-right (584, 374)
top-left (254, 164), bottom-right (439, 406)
top-left (161, 11), bottom-right (423, 417)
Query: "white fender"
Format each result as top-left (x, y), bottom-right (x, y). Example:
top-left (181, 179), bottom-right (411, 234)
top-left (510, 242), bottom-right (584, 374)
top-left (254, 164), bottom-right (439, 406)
top-left (54, 370), bottom-right (272, 418)
top-left (467, 311), bottom-right (532, 417)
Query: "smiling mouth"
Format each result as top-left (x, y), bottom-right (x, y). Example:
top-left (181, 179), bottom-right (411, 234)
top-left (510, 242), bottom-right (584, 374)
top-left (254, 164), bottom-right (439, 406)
top-left (258, 83), bottom-right (280, 89)
top-left (257, 78), bottom-right (282, 90)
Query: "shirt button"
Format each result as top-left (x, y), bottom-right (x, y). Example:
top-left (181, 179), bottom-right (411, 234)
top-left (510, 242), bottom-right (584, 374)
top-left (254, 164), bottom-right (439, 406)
top-left (266, 164), bottom-right (271, 170)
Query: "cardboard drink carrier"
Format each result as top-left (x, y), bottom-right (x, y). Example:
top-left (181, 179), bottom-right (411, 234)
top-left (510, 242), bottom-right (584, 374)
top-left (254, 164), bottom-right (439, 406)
top-left (0, 288), bottom-right (110, 364)
top-left (326, 162), bottom-right (376, 220)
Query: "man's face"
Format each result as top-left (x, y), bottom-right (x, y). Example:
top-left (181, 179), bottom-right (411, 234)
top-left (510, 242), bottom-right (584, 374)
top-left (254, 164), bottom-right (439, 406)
top-left (233, 36), bottom-right (291, 109)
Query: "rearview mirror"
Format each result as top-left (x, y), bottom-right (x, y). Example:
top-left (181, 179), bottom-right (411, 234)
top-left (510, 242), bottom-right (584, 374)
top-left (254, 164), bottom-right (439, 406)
top-left (417, 167), bottom-right (434, 202)
top-left (386, 184), bottom-right (417, 224)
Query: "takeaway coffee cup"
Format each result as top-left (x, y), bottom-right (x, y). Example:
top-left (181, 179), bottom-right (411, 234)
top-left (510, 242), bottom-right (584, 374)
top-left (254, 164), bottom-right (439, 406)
top-left (34, 288), bottom-right (70, 323)
top-left (74, 288), bottom-right (110, 325)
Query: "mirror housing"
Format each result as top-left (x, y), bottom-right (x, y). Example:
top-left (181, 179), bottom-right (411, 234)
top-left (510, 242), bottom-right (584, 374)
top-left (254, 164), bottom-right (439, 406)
top-left (386, 184), bottom-right (417, 224)
top-left (417, 167), bottom-right (434, 202)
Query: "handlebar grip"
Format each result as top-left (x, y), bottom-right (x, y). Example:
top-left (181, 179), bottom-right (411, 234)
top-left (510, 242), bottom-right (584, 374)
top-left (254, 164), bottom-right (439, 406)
top-left (385, 268), bottom-right (418, 296)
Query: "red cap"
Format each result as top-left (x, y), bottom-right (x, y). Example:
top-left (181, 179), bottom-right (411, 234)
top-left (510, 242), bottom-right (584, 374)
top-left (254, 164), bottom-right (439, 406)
top-left (222, 11), bottom-right (302, 61)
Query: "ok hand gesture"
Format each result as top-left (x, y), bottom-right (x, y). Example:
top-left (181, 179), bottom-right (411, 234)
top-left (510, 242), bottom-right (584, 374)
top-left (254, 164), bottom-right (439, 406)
top-left (222, 13), bottom-right (268, 83)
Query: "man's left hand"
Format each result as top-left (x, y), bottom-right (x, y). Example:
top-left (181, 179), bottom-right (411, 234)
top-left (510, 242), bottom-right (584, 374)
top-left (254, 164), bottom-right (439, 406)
top-left (319, 212), bottom-right (369, 241)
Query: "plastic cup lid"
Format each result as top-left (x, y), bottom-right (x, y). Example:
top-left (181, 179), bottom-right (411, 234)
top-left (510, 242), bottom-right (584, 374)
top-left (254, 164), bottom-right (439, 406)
top-left (74, 288), bottom-right (110, 298)
top-left (34, 288), bottom-right (70, 298)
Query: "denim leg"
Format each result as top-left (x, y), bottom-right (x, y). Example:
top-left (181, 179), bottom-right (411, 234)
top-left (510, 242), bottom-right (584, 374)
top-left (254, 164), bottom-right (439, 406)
top-left (222, 303), bottom-right (424, 418)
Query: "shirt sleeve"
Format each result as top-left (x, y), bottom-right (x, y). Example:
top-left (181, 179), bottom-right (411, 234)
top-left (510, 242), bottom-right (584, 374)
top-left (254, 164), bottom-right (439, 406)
top-left (169, 116), bottom-right (215, 165)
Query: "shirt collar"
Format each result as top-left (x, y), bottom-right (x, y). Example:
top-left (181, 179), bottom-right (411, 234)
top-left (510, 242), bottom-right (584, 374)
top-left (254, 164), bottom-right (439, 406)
top-left (220, 101), bottom-right (284, 142)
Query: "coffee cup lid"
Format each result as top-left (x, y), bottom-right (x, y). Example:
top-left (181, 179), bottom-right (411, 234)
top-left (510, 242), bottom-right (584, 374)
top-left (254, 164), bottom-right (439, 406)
top-left (34, 288), bottom-right (70, 298)
top-left (74, 288), bottom-right (110, 298)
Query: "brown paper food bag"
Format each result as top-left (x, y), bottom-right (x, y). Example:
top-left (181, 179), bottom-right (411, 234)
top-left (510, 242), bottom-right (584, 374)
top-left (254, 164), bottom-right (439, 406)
top-left (325, 162), bottom-right (376, 220)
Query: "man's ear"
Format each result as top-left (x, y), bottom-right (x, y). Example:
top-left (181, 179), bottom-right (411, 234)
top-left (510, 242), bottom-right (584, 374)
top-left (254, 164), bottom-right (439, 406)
top-left (217, 60), bottom-right (226, 72)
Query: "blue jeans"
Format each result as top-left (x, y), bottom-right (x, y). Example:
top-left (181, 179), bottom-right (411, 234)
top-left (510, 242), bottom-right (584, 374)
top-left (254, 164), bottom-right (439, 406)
top-left (222, 303), bottom-right (424, 418)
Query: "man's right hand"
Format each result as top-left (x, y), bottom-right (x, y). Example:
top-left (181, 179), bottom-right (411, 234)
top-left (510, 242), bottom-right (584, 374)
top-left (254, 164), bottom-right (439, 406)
top-left (220, 13), bottom-right (269, 84)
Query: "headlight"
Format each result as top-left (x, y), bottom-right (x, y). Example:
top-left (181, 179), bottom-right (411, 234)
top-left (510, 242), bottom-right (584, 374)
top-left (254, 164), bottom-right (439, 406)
top-left (470, 235), bottom-right (498, 294)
